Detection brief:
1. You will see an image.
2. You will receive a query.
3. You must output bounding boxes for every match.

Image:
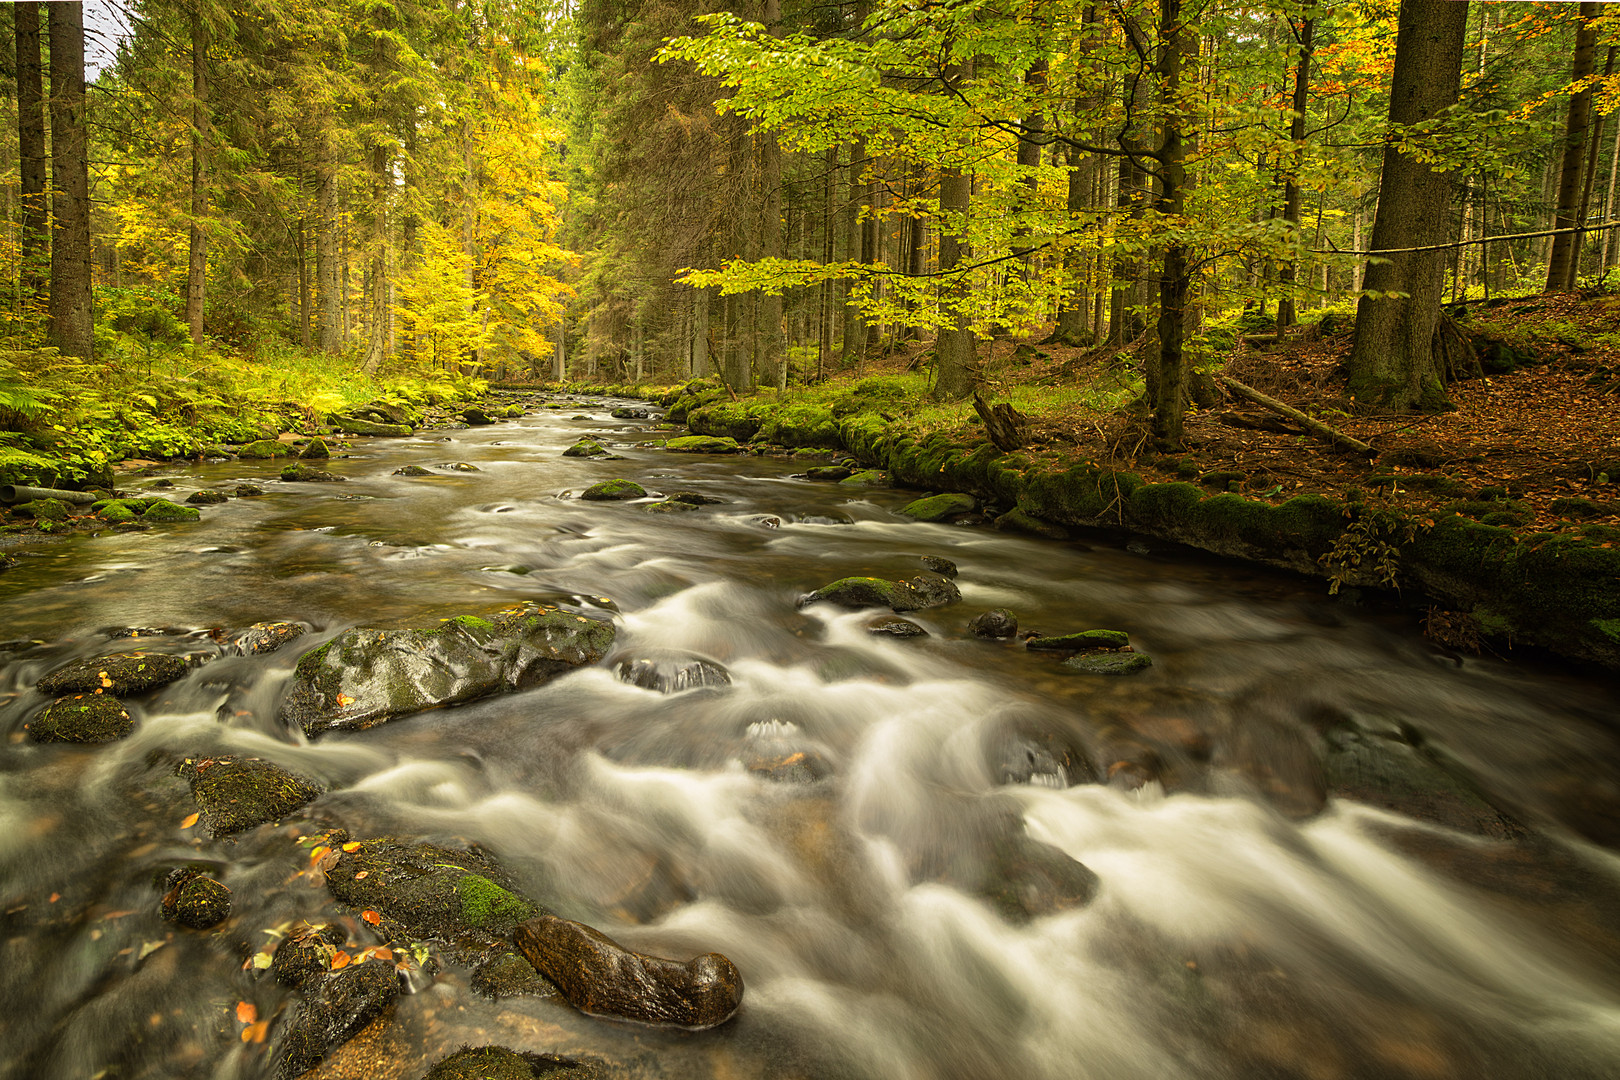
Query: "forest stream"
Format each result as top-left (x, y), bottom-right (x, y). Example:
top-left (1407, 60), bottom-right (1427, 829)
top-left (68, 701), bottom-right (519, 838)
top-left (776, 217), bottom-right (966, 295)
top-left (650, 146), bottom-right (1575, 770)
top-left (2, 397), bottom-right (1619, 1080)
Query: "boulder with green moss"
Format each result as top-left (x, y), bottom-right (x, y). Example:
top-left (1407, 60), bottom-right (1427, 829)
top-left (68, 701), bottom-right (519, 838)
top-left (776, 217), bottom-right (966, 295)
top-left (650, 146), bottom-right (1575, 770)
top-left (580, 478), bottom-right (645, 501)
top-left (275, 959), bottom-right (399, 1080)
top-left (27, 693), bottom-right (134, 743)
top-left (898, 493), bottom-right (977, 522)
top-left (799, 574), bottom-right (961, 612)
top-left (279, 602), bottom-right (616, 737)
top-left (393, 464), bottom-right (433, 476)
top-left (329, 414), bottom-right (412, 437)
top-left (804, 465), bottom-right (853, 482)
top-left (425, 1047), bottom-right (604, 1080)
top-left (839, 469), bottom-right (887, 487)
top-left (186, 489), bottom-right (229, 505)
top-left (13, 498), bottom-right (70, 522)
top-left (563, 439), bottom-right (607, 458)
top-left (38, 651), bottom-right (190, 695)
top-left (237, 439), bottom-right (292, 459)
top-left (159, 868), bottom-right (231, 929)
top-left (299, 438), bottom-right (330, 460)
top-left (664, 435), bottom-right (740, 454)
top-left (142, 500), bottom-right (202, 522)
top-left (179, 755), bottom-right (323, 837)
top-left (1026, 630), bottom-right (1130, 652)
top-left (280, 463), bottom-right (346, 482)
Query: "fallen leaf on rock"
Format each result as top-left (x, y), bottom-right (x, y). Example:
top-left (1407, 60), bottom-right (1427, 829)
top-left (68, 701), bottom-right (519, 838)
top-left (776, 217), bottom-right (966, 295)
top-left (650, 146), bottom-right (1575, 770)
top-left (361, 910), bottom-right (381, 925)
top-left (241, 1020), bottom-right (269, 1044)
top-left (342, 841), bottom-right (361, 852)
top-left (181, 812), bottom-right (200, 829)
top-left (330, 950), bottom-right (351, 970)
top-left (335, 693), bottom-right (354, 707)
top-left (236, 1001), bottom-right (256, 1024)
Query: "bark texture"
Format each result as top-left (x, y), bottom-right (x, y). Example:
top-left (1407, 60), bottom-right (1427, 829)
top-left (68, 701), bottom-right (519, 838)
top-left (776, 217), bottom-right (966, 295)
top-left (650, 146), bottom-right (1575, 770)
top-left (48, 3), bottom-right (93, 359)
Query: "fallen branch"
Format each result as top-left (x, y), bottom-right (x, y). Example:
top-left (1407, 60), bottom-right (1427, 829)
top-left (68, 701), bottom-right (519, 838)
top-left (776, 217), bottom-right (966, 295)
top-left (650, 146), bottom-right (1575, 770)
top-left (972, 393), bottom-right (1030, 452)
top-left (1216, 375), bottom-right (1376, 457)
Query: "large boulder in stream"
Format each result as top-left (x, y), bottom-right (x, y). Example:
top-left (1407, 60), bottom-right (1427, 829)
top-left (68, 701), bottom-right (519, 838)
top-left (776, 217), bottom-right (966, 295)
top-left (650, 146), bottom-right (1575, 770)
top-left (425, 1047), bottom-right (605, 1080)
top-left (27, 693), bottom-right (134, 743)
top-left (279, 603), bottom-right (615, 737)
top-left (179, 755), bottom-right (323, 837)
top-left (581, 479), bottom-right (645, 501)
top-left (329, 413), bottom-right (412, 437)
top-left (897, 493), bottom-right (978, 522)
top-left (613, 651), bottom-right (732, 693)
top-left (799, 574), bottom-right (961, 613)
top-left (515, 913), bottom-right (744, 1029)
top-left (38, 651), bottom-right (191, 695)
top-left (275, 959), bottom-right (400, 1080)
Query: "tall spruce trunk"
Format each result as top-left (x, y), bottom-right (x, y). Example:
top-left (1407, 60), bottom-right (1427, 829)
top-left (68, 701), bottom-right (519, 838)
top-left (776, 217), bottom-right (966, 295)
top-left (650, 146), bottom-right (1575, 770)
top-left (315, 136), bottom-right (341, 353)
top-left (1149, 0), bottom-right (1193, 447)
top-left (1346, 0), bottom-right (1469, 411)
top-left (363, 142), bottom-right (388, 374)
top-left (1547, 3), bottom-right (1600, 292)
top-left (186, 13), bottom-right (209, 351)
top-left (841, 139), bottom-right (867, 366)
top-left (15, 2), bottom-right (47, 301)
top-left (1275, 15), bottom-right (1314, 330)
top-left (47, 2), bottom-right (92, 359)
top-left (1109, 22), bottom-right (1153, 345)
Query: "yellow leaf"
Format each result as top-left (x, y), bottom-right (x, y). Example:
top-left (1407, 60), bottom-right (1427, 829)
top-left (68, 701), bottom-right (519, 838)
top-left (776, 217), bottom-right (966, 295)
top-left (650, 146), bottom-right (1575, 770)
top-left (180, 812), bottom-right (200, 829)
top-left (309, 845), bottom-right (330, 865)
top-left (341, 842), bottom-right (361, 853)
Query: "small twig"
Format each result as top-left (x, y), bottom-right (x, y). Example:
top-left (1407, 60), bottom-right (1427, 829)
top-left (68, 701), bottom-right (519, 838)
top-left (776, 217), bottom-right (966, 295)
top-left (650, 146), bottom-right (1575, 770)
top-left (1218, 375), bottom-right (1376, 457)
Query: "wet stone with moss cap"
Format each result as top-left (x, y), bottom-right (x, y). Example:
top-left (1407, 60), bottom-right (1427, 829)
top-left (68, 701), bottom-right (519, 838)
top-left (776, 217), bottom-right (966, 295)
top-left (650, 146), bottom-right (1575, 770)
top-left (580, 479), bottom-right (646, 501)
top-left (1063, 652), bottom-right (1152, 675)
top-left (279, 602), bottom-right (616, 737)
top-left (38, 651), bottom-right (190, 695)
top-left (562, 439), bottom-right (607, 458)
top-left (159, 868), bottom-right (231, 929)
top-left (142, 500), bottom-right (202, 522)
top-left (280, 463), bottom-right (345, 482)
top-left (663, 435), bottom-right (740, 453)
top-left (897, 492), bottom-right (978, 522)
top-left (424, 1046), bottom-right (606, 1080)
top-left (233, 621), bottom-right (307, 655)
top-left (1025, 630), bottom-right (1131, 652)
top-left (27, 693), bottom-right (134, 743)
top-left (275, 959), bottom-right (399, 1080)
top-left (799, 574), bottom-right (961, 613)
top-left (179, 756), bottom-right (323, 837)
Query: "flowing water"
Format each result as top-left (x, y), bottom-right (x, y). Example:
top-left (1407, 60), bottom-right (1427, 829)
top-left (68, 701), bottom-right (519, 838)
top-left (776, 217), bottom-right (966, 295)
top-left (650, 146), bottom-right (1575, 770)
top-left (2, 398), bottom-right (1619, 1080)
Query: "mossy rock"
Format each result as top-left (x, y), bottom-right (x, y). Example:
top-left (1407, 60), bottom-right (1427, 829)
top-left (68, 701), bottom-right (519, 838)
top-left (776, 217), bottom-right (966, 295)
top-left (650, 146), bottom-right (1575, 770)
top-left (898, 493), bottom-right (977, 522)
top-left (1061, 652), bottom-right (1152, 675)
top-left (235, 484), bottom-right (265, 497)
top-left (186, 490), bottom-right (229, 505)
top-left (27, 693), bottom-right (134, 743)
top-left (96, 502), bottom-right (138, 524)
top-left (238, 439), bottom-right (292, 459)
top-left (799, 574), bottom-right (961, 612)
top-left (581, 479), bottom-right (646, 501)
top-left (839, 469), bottom-right (887, 487)
top-left (272, 924), bottom-right (349, 988)
top-left (757, 404), bottom-right (840, 448)
top-left (279, 602), bottom-right (616, 737)
top-left (425, 1047), bottom-right (604, 1080)
top-left (179, 756), bottom-right (323, 837)
top-left (1444, 498), bottom-right (1530, 526)
top-left (393, 465), bottom-right (434, 476)
top-left (300, 438), bottom-right (331, 460)
top-left (563, 439), bottom-right (607, 458)
top-left (160, 870), bottom-right (231, 929)
top-left (1026, 629), bottom-right (1130, 652)
top-left (994, 506), bottom-right (1069, 540)
top-left (14, 498), bottom-right (70, 521)
top-left (329, 414), bottom-right (412, 437)
top-left (234, 621), bottom-right (307, 655)
top-left (969, 609), bottom-right (1018, 639)
top-left (142, 500), bottom-right (202, 522)
top-left (275, 959), bottom-right (399, 1080)
top-left (38, 651), bottom-right (190, 695)
top-left (280, 463), bottom-right (346, 482)
top-left (804, 465), bottom-right (854, 482)
top-left (470, 952), bottom-right (561, 1000)
top-left (1366, 472), bottom-right (1469, 497)
top-left (664, 435), bottom-right (741, 454)
top-left (645, 498), bottom-right (700, 513)
top-left (1550, 496), bottom-right (1618, 520)
top-left (686, 402), bottom-right (761, 441)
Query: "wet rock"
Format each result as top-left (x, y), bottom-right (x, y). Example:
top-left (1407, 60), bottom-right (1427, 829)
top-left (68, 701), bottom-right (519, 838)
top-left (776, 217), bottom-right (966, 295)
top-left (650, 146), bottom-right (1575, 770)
top-left (234, 621), bottom-right (307, 655)
top-left (664, 435), bottom-right (740, 453)
top-left (645, 498), bottom-right (700, 513)
top-left (294, 439), bottom-right (328, 461)
top-left (331, 414), bottom-right (412, 437)
top-left (150, 478), bottom-right (175, 488)
top-left (969, 609), bottom-right (1019, 639)
top-left (323, 836), bottom-right (539, 959)
top-left (920, 555), bottom-right (958, 577)
top-left (1322, 720), bottom-right (1523, 838)
top-left (234, 483), bottom-right (265, 497)
top-left (143, 500), bottom-right (202, 522)
top-left (754, 515), bottom-right (782, 528)
top-left (272, 923), bottom-right (349, 988)
top-left (27, 693), bottom-right (134, 743)
top-left (614, 652), bottom-right (732, 693)
top-left (275, 959), bottom-right (399, 1080)
top-left (610, 407), bottom-right (649, 419)
top-left (838, 469), bottom-right (887, 486)
top-left (186, 489), bottom-right (229, 505)
top-left (94, 501), bottom-right (138, 524)
top-left (435, 461), bottom-right (480, 472)
top-left (1062, 652), bottom-right (1152, 675)
top-left (1213, 717), bottom-right (1327, 820)
top-left (38, 651), bottom-right (190, 695)
top-left (425, 1046), bottom-right (604, 1080)
top-left (463, 408), bottom-right (495, 425)
top-left (993, 507), bottom-right (1070, 540)
top-left (581, 479), bottom-right (645, 501)
top-left (393, 464), bottom-right (434, 476)
top-left (898, 493), bottom-right (977, 522)
top-left (280, 603), bottom-right (616, 737)
top-left (1026, 629), bottom-right (1131, 652)
top-left (471, 951), bottom-right (561, 999)
top-left (563, 439), bottom-right (607, 458)
top-left (570, 414), bottom-right (591, 421)
top-left (990, 725), bottom-right (1096, 787)
top-left (740, 719), bottom-right (834, 783)
top-left (667, 490), bottom-right (725, 505)
top-left (179, 755), bottom-right (323, 837)
top-left (159, 868), bottom-right (231, 929)
top-left (803, 465), bottom-right (853, 482)
top-left (799, 574), bottom-right (961, 613)
top-left (976, 832), bottom-right (1100, 922)
top-left (867, 616), bottom-right (928, 638)
top-left (238, 439), bottom-right (292, 459)
top-left (514, 914), bottom-right (744, 1029)
top-left (280, 463), bottom-right (346, 482)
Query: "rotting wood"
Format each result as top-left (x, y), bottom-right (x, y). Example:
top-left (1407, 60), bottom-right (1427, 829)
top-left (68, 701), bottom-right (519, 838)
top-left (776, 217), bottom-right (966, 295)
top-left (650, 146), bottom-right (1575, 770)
top-left (973, 393), bottom-right (1030, 452)
top-left (1216, 376), bottom-right (1376, 457)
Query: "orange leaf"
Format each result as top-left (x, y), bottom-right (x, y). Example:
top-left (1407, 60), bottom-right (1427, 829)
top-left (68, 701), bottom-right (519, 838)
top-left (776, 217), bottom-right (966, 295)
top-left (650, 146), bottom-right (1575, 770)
top-left (354, 871), bottom-right (368, 880)
top-left (236, 1001), bottom-right (257, 1024)
top-left (330, 950), bottom-right (351, 970)
top-left (335, 693), bottom-right (355, 707)
top-left (48, 892), bottom-right (59, 903)
top-left (373, 947), bottom-right (392, 962)
top-left (361, 909), bottom-right (381, 925)
top-left (180, 812), bottom-right (200, 829)
top-left (341, 842), bottom-right (361, 853)
top-left (241, 1020), bottom-right (269, 1044)
top-left (308, 845), bottom-right (329, 865)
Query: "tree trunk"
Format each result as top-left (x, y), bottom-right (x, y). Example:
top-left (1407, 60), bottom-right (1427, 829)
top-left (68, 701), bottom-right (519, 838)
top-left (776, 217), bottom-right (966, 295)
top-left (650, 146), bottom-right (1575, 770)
top-left (1149, 0), bottom-right (1193, 447)
top-left (363, 141), bottom-right (388, 374)
top-left (841, 138), bottom-right (867, 365)
top-left (1574, 46), bottom-right (1617, 285)
top-left (15, 2), bottom-right (47, 301)
top-left (185, 13), bottom-right (210, 351)
top-left (1346, 0), bottom-right (1469, 412)
top-left (1275, 15), bottom-right (1314, 330)
top-left (47, 2), bottom-right (92, 359)
top-left (759, 0), bottom-right (787, 390)
top-left (1547, 2), bottom-right (1599, 292)
top-left (1109, 18), bottom-right (1153, 345)
top-left (315, 135), bottom-right (341, 353)
top-left (693, 287), bottom-right (711, 376)
top-left (932, 59), bottom-right (977, 401)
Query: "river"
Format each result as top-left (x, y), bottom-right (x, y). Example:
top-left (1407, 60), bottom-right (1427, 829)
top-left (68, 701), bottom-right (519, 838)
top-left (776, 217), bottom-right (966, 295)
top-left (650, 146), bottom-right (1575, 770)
top-left (2, 396), bottom-right (1618, 1080)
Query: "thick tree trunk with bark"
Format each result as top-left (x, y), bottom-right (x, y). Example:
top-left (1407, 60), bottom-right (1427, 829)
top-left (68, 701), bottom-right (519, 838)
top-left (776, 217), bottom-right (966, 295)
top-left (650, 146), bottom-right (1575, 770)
top-left (1346, 0), bottom-right (1469, 412)
top-left (315, 134), bottom-right (341, 353)
top-left (363, 141), bottom-right (388, 374)
top-left (1547, 3), bottom-right (1600, 293)
top-left (1109, 24), bottom-right (1153, 345)
top-left (1275, 15), bottom-right (1314, 330)
top-left (841, 138), bottom-right (867, 366)
top-left (187, 13), bottom-right (210, 350)
top-left (932, 59), bottom-right (976, 401)
top-left (1149, 0), bottom-right (1193, 447)
top-left (47, 3), bottom-right (92, 359)
top-left (15, 2), bottom-right (47, 301)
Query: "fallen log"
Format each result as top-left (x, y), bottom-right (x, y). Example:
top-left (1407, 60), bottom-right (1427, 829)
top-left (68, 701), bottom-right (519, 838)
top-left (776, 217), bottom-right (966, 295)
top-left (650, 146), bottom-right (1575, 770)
top-left (972, 393), bottom-right (1030, 452)
top-left (1216, 376), bottom-right (1376, 457)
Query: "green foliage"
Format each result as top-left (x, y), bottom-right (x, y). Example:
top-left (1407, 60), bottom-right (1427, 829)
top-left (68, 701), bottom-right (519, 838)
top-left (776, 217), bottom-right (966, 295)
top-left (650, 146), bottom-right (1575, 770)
top-left (1319, 505), bottom-right (1429, 595)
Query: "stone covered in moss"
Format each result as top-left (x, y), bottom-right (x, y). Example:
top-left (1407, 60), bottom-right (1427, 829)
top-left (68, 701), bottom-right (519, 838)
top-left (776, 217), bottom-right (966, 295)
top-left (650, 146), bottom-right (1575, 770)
top-left (897, 493), bottom-right (977, 522)
top-left (804, 465), bottom-right (852, 482)
top-left (276, 959), bottom-right (399, 1080)
top-left (994, 507), bottom-right (1069, 540)
top-left (95, 502), bottom-right (138, 524)
top-left (280, 463), bottom-right (345, 482)
top-left (234, 484), bottom-right (265, 496)
top-left (839, 469), bottom-right (887, 487)
top-left (159, 869), bottom-right (231, 929)
top-left (425, 1046), bottom-right (603, 1080)
top-left (436, 461), bottom-right (480, 472)
top-left (272, 924), bottom-right (349, 988)
top-left (279, 602), bottom-right (616, 737)
top-left (393, 464), bottom-right (433, 476)
top-left (562, 439), bottom-right (607, 458)
top-left (1062, 652), bottom-right (1152, 675)
top-left (1026, 629), bottom-right (1130, 652)
top-left (179, 755), bottom-right (323, 837)
top-left (234, 621), bottom-right (307, 655)
top-left (645, 498), bottom-right (699, 513)
top-left (800, 574), bottom-right (961, 612)
top-left (757, 403), bottom-right (840, 448)
top-left (28, 693), bottom-right (134, 743)
top-left (186, 489), bottom-right (229, 505)
top-left (329, 414), bottom-right (412, 437)
top-left (581, 478), bottom-right (645, 501)
top-left (471, 952), bottom-right (561, 1000)
top-left (968, 609), bottom-right (1018, 639)
top-left (686, 402), bottom-right (761, 441)
top-left (38, 651), bottom-right (190, 695)
top-left (664, 435), bottom-right (740, 454)
top-left (14, 498), bottom-right (70, 521)
top-left (299, 438), bottom-right (330, 459)
top-left (237, 439), bottom-right (292, 459)
top-left (142, 500), bottom-right (202, 522)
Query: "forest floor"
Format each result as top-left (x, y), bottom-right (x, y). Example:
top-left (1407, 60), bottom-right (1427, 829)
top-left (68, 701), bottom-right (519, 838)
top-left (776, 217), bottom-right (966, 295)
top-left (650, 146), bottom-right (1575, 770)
top-left (869, 291), bottom-right (1620, 546)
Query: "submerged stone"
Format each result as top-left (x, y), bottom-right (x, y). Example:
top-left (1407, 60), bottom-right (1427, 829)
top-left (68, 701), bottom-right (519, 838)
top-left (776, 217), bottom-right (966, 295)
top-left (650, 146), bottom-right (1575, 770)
top-left (425, 1047), bottom-right (604, 1080)
top-left (179, 755), bottom-right (323, 837)
top-left (28, 693), bottom-right (134, 743)
top-left (897, 492), bottom-right (977, 522)
top-left (1026, 629), bottom-right (1131, 652)
top-left (279, 603), bottom-right (615, 737)
top-left (867, 616), bottom-right (928, 638)
top-left (514, 914), bottom-right (744, 1029)
top-left (799, 574), bottom-right (961, 613)
top-left (614, 653), bottom-right (732, 693)
top-left (1061, 652), bottom-right (1152, 675)
top-left (581, 479), bottom-right (646, 501)
top-left (275, 959), bottom-right (399, 1080)
top-left (159, 869), bottom-right (231, 929)
top-left (969, 609), bottom-right (1019, 639)
top-left (471, 952), bottom-right (561, 1000)
top-left (234, 621), bottom-right (307, 655)
top-left (38, 651), bottom-right (190, 696)
top-left (664, 435), bottom-right (739, 453)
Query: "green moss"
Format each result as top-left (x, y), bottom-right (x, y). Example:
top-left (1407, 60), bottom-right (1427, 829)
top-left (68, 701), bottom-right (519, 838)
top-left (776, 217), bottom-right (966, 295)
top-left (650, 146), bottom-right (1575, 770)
top-left (1125, 482), bottom-right (1205, 530)
top-left (580, 478), bottom-right (646, 500)
top-left (1550, 496), bottom-right (1617, 520)
top-left (664, 435), bottom-right (739, 453)
top-left (448, 614), bottom-right (496, 633)
top-left (142, 500), bottom-right (202, 523)
top-left (14, 498), bottom-right (70, 521)
top-left (28, 693), bottom-right (134, 743)
top-left (898, 492), bottom-right (977, 521)
top-left (1591, 618), bottom-right (1620, 642)
top-left (181, 756), bottom-right (322, 837)
top-left (562, 439), bottom-right (606, 458)
top-left (237, 439), bottom-right (290, 459)
top-left (97, 503), bottom-right (136, 524)
top-left (1027, 629), bottom-right (1130, 652)
top-left (758, 404), bottom-right (841, 448)
top-left (457, 874), bottom-right (535, 929)
top-left (687, 401), bottom-right (762, 441)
